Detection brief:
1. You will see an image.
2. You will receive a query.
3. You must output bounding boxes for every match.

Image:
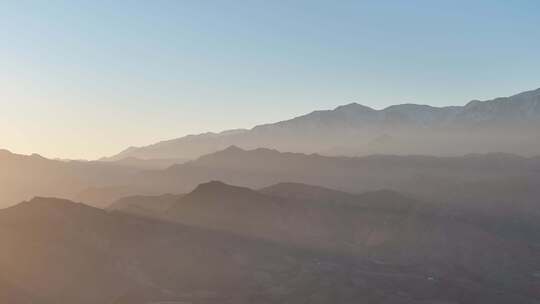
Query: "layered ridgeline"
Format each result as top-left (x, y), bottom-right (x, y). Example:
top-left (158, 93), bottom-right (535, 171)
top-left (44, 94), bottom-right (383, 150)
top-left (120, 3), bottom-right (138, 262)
top-left (0, 149), bottom-right (149, 208)
top-left (1, 194), bottom-right (539, 304)
top-left (141, 147), bottom-right (540, 225)
top-left (3, 146), bottom-right (540, 227)
top-left (109, 181), bottom-right (540, 302)
top-left (107, 88), bottom-right (540, 161)
top-left (0, 149), bottom-right (187, 208)
top-left (112, 181), bottom-right (423, 254)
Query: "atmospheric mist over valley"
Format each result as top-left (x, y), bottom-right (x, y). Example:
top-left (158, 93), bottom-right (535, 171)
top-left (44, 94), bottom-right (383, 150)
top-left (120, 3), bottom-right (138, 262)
top-left (1, 1), bottom-right (540, 304)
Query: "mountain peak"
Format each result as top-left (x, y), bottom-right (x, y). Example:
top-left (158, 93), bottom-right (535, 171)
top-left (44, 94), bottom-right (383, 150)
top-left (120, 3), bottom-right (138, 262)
top-left (2, 197), bottom-right (105, 221)
top-left (106, 87), bottom-right (540, 160)
top-left (24, 197), bottom-right (81, 209)
top-left (2, 197), bottom-right (86, 215)
top-left (221, 145), bottom-right (246, 153)
top-left (30, 153), bottom-right (47, 160)
top-left (175, 181), bottom-right (268, 211)
top-left (0, 149), bottom-right (13, 157)
top-left (465, 99), bottom-right (483, 107)
top-left (512, 87), bottom-right (540, 98)
top-left (194, 180), bottom-right (229, 189)
top-left (198, 146), bottom-right (283, 160)
top-left (190, 180), bottom-right (252, 195)
top-left (334, 102), bottom-right (375, 112)
top-left (383, 103), bottom-right (436, 111)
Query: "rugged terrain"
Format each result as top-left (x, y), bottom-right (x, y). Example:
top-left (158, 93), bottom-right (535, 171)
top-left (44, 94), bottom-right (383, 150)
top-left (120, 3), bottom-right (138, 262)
top-left (2, 194), bottom-right (539, 304)
top-left (108, 88), bottom-right (540, 160)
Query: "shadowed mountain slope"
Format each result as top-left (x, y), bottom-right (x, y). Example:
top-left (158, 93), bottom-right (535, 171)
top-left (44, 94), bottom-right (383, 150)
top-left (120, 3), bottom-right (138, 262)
top-left (151, 149), bottom-right (540, 245)
top-left (260, 182), bottom-right (418, 213)
top-left (5, 144), bottom-right (539, 238)
top-left (105, 156), bottom-right (188, 170)
top-left (5, 197), bottom-right (540, 303)
top-left (0, 197), bottom-right (362, 304)
top-left (163, 182), bottom-right (428, 255)
top-left (0, 150), bottom-right (160, 208)
top-left (261, 182), bottom-right (365, 202)
top-left (142, 147), bottom-right (540, 212)
top-left (108, 193), bottom-right (184, 218)
top-left (108, 181), bottom-right (540, 299)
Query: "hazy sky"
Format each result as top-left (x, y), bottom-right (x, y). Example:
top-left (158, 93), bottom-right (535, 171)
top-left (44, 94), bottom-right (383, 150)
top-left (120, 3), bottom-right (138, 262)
top-left (1, 1), bottom-right (539, 159)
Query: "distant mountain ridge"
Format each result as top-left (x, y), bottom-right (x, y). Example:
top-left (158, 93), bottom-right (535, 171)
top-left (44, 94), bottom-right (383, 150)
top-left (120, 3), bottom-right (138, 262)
top-left (3, 144), bottom-right (540, 212)
top-left (0, 149), bottom-right (147, 208)
top-left (107, 88), bottom-right (540, 160)
top-left (137, 146), bottom-right (540, 243)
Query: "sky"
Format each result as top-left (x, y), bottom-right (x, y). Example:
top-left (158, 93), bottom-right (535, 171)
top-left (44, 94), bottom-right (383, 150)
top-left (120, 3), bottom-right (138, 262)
top-left (1, 0), bottom-right (539, 160)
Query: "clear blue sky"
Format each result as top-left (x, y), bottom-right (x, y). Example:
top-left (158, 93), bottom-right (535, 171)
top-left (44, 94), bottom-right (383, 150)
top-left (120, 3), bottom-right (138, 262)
top-left (1, 0), bottom-right (539, 159)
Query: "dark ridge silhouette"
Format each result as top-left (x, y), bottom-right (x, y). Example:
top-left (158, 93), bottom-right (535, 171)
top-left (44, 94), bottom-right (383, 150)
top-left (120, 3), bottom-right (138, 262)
top-left (0, 196), bottom-right (330, 304)
top-left (260, 182), bottom-right (417, 212)
top-left (142, 147), bottom-right (540, 217)
top-left (108, 193), bottom-right (184, 217)
top-left (113, 181), bottom-right (536, 288)
top-left (6, 196), bottom-right (539, 303)
top-left (260, 182), bottom-right (362, 202)
top-left (106, 156), bottom-right (188, 170)
top-left (3, 145), bottom-right (540, 235)
top-left (109, 181), bottom-right (540, 297)
top-left (116, 147), bottom-right (540, 248)
top-left (0, 150), bottom-right (160, 208)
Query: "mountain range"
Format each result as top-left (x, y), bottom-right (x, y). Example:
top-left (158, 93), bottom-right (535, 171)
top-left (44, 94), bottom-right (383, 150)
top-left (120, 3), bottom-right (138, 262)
top-left (0, 149), bottom-right (143, 208)
top-left (3, 145), bottom-right (540, 229)
top-left (2, 84), bottom-right (540, 303)
top-left (106, 88), bottom-right (540, 161)
top-left (112, 180), bottom-right (540, 260)
top-left (1, 190), bottom-right (539, 303)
